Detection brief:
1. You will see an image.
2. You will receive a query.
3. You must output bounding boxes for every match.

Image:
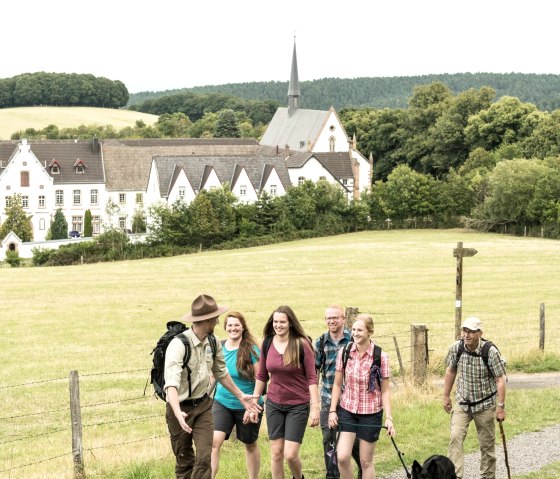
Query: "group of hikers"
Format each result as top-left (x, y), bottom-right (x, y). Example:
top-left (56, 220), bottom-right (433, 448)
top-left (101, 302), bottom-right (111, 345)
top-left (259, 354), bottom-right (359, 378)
top-left (162, 294), bottom-right (507, 479)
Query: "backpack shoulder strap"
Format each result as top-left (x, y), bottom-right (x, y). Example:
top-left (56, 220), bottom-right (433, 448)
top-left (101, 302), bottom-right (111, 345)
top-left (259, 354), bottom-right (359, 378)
top-left (262, 336), bottom-right (273, 362)
top-left (480, 339), bottom-right (496, 369)
top-left (373, 344), bottom-right (382, 369)
top-left (456, 339), bottom-right (465, 364)
top-left (208, 333), bottom-right (218, 360)
top-left (177, 333), bottom-right (193, 398)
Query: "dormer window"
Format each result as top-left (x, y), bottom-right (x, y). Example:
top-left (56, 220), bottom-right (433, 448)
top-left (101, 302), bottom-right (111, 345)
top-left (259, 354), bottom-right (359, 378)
top-left (49, 159), bottom-right (61, 174)
top-left (74, 159), bottom-right (86, 174)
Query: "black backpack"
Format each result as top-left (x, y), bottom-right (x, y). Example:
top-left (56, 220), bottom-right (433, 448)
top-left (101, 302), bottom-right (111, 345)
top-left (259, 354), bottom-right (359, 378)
top-left (456, 338), bottom-right (505, 377)
top-left (341, 341), bottom-right (382, 391)
top-left (149, 320), bottom-right (218, 401)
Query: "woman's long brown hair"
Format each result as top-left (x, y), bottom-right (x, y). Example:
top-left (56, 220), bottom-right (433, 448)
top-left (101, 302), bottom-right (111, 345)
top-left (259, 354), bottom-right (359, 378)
top-left (224, 311), bottom-right (259, 380)
top-left (263, 305), bottom-right (313, 368)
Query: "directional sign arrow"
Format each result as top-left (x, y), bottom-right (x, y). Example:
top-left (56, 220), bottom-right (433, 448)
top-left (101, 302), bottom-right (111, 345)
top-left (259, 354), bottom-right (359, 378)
top-left (453, 247), bottom-right (478, 258)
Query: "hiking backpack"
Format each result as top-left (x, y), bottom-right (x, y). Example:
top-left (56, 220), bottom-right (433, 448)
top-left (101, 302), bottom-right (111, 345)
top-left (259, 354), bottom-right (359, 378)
top-left (149, 320), bottom-right (218, 401)
top-left (340, 341), bottom-right (383, 392)
top-left (455, 338), bottom-right (505, 377)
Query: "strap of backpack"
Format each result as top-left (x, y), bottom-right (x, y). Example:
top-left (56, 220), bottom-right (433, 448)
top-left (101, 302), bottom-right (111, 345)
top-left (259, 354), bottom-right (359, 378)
top-left (341, 341), bottom-right (353, 391)
top-left (178, 335), bottom-right (193, 398)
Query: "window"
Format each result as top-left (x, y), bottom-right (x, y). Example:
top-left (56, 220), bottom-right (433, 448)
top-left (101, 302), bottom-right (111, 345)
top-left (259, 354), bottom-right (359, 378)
top-left (299, 141), bottom-right (305, 148)
top-left (240, 185), bottom-right (247, 196)
top-left (21, 171), bottom-right (30, 187)
top-left (51, 165), bottom-right (60, 174)
top-left (119, 216), bottom-right (126, 229)
top-left (73, 190), bottom-right (81, 206)
top-left (55, 190), bottom-right (64, 206)
top-left (319, 176), bottom-right (326, 181)
top-left (76, 164), bottom-right (85, 174)
top-left (22, 196), bottom-right (29, 208)
top-left (329, 136), bottom-right (336, 152)
top-left (179, 186), bottom-right (185, 199)
top-left (136, 193), bottom-right (143, 204)
top-left (119, 193), bottom-right (126, 204)
top-left (38, 195), bottom-right (45, 208)
top-left (298, 176), bottom-right (305, 186)
top-left (92, 216), bottom-right (101, 234)
top-left (72, 216), bottom-right (83, 233)
top-left (5, 196), bottom-right (11, 207)
top-left (270, 185), bottom-right (277, 196)
top-left (39, 218), bottom-right (46, 230)
top-left (90, 189), bottom-right (98, 205)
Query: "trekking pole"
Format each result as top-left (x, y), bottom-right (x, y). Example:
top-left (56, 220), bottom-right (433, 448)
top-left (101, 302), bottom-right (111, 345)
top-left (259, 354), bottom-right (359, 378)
top-left (499, 421), bottom-right (512, 479)
top-left (383, 426), bottom-right (411, 478)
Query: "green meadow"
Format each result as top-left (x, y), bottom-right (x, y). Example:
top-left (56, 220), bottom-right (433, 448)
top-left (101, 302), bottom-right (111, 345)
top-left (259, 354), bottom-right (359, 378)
top-left (1, 229), bottom-right (559, 478)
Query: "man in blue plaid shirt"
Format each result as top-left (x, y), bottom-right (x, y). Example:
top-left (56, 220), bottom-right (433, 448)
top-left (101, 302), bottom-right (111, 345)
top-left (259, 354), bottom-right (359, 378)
top-left (315, 305), bottom-right (361, 479)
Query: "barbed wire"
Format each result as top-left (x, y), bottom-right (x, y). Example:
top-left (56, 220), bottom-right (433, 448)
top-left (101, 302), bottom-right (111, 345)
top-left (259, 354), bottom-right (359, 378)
top-left (86, 433), bottom-right (168, 452)
top-left (0, 452), bottom-right (71, 473)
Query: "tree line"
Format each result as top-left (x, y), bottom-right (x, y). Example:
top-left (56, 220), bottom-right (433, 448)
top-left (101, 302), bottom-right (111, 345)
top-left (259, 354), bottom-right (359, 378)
top-left (0, 72), bottom-right (129, 108)
top-left (127, 73), bottom-right (560, 112)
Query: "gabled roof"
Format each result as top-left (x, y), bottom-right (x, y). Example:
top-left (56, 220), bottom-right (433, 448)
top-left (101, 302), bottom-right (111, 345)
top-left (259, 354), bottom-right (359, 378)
top-left (153, 155), bottom-right (292, 198)
top-left (102, 139), bottom-right (261, 191)
top-left (259, 107), bottom-right (331, 152)
top-left (285, 151), bottom-right (355, 182)
top-left (0, 140), bottom-right (104, 184)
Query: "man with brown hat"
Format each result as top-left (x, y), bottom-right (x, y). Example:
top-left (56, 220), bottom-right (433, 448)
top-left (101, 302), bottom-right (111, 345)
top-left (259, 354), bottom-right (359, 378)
top-left (442, 316), bottom-right (507, 479)
top-left (164, 294), bottom-right (261, 479)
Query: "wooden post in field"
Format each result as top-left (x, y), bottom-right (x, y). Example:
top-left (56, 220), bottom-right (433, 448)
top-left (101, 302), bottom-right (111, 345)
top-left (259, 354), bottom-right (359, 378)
top-left (393, 336), bottom-right (405, 382)
top-left (69, 370), bottom-right (85, 479)
top-left (345, 307), bottom-right (359, 330)
top-left (539, 303), bottom-right (545, 350)
top-left (453, 242), bottom-right (478, 340)
top-left (411, 324), bottom-right (428, 386)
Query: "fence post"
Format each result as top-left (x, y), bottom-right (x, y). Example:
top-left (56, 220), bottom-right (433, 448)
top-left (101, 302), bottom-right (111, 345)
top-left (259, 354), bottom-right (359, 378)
top-left (411, 324), bottom-right (428, 386)
top-left (345, 307), bottom-right (359, 330)
top-left (393, 336), bottom-right (405, 383)
top-left (539, 303), bottom-right (545, 350)
top-left (69, 370), bottom-right (85, 479)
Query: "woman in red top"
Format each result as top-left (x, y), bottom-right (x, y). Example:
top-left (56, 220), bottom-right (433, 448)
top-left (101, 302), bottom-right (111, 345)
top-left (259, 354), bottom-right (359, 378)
top-left (252, 305), bottom-right (320, 479)
top-left (329, 313), bottom-right (395, 479)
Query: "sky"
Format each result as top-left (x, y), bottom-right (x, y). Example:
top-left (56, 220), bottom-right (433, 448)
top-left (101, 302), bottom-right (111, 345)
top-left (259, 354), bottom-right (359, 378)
top-left (2, 0), bottom-right (558, 94)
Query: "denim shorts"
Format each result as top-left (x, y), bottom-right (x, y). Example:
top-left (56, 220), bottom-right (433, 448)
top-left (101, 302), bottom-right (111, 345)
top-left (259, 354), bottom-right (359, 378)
top-left (265, 399), bottom-right (309, 443)
top-left (337, 407), bottom-right (383, 443)
top-left (212, 400), bottom-right (262, 444)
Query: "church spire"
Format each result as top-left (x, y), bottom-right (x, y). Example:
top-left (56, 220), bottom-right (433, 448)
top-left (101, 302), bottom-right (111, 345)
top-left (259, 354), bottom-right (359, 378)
top-left (288, 37), bottom-right (300, 114)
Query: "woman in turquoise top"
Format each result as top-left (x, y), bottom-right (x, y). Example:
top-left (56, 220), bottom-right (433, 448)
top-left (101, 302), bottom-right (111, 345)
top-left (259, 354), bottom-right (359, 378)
top-left (211, 311), bottom-right (263, 479)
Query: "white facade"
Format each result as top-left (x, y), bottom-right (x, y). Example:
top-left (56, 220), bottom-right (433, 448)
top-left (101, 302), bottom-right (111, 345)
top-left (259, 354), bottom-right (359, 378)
top-left (312, 110), bottom-right (350, 153)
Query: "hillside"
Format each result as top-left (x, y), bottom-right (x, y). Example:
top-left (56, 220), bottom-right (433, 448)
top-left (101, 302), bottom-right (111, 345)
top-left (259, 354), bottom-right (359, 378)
top-left (128, 73), bottom-right (560, 112)
top-left (0, 106), bottom-right (158, 140)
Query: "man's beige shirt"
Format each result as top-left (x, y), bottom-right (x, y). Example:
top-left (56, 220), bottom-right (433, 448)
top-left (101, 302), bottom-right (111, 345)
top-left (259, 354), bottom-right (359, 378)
top-left (164, 328), bottom-right (227, 402)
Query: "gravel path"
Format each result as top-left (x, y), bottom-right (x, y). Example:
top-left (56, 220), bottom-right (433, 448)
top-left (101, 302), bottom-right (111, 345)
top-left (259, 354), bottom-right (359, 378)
top-left (379, 424), bottom-right (560, 479)
top-left (380, 372), bottom-right (560, 478)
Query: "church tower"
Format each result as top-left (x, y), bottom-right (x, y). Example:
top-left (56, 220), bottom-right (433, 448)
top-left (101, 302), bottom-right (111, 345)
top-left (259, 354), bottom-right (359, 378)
top-left (287, 38), bottom-right (301, 115)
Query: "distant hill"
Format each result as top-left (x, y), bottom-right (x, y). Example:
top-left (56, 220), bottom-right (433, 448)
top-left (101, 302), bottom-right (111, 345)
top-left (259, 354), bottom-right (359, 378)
top-left (128, 73), bottom-right (560, 112)
top-left (0, 106), bottom-right (158, 140)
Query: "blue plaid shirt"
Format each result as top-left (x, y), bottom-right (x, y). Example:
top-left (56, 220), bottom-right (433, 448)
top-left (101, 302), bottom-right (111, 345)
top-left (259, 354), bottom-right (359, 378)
top-left (315, 329), bottom-right (352, 408)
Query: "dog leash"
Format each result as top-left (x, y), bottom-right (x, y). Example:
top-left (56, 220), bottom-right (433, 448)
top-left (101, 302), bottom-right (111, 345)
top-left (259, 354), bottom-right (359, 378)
top-left (382, 426), bottom-right (412, 479)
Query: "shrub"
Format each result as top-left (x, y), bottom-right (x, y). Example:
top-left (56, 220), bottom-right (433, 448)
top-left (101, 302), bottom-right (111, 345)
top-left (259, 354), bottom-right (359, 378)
top-left (5, 250), bottom-right (21, 267)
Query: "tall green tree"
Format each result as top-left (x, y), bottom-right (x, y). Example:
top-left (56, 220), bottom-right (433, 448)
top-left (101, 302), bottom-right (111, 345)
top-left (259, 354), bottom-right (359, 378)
top-left (0, 194), bottom-right (33, 242)
top-left (84, 210), bottom-right (93, 237)
top-left (50, 208), bottom-right (68, 239)
top-left (213, 109), bottom-right (241, 138)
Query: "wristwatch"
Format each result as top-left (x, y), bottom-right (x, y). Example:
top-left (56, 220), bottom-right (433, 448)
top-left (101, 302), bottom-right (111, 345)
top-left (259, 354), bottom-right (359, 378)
top-left (497, 402), bottom-right (505, 409)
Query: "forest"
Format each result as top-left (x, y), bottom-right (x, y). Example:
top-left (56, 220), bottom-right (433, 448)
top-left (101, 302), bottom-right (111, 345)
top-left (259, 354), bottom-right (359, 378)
top-left (0, 72), bottom-right (129, 109)
top-left (128, 72), bottom-right (560, 111)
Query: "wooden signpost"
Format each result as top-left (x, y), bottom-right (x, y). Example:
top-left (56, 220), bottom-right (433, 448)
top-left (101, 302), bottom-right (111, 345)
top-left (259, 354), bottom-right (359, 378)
top-left (453, 242), bottom-right (477, 339)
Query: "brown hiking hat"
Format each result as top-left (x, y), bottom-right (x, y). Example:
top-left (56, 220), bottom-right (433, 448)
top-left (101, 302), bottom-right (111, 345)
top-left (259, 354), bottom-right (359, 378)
top-left (182, 294), bottom-right (228, 322)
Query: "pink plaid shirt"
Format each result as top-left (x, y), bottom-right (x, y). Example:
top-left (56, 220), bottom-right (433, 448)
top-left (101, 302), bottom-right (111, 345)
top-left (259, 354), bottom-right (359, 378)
top-left (336, 341), bottom-right (390, 414)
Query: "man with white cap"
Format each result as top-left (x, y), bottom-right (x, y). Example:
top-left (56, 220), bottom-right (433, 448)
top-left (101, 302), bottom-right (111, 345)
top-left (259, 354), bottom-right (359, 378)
top-left (164, 293), bottom-right (261, 479)
top-left (442, 316), bottom-right (507, 479)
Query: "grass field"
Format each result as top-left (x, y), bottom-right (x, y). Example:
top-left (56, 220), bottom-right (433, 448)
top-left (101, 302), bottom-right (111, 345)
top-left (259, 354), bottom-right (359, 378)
top-left (1, 229), bottom-right (559, 478)
top-left (0, 106), bottom-right (158, 139)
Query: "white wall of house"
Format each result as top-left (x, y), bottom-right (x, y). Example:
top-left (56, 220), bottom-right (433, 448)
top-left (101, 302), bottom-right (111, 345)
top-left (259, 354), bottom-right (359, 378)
top-left (312, 110), bottom-right (349, 153)
top-left (168, 169), bottom-right (196, 204)
top-left (261, 168), bottom-right (286, 198)
top-left (287, 157), bottom-right (338, 186)
top-left (352, 150), bottom-right (372, 194)
top-left (231, 168), bottom-right (258, 203)
top-left (201, 168), bottom-right (222, 191)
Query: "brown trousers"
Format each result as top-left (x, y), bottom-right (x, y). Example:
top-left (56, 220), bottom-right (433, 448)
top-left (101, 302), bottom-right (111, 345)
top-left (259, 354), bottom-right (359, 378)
top-left (166, 395), bottom-right (214, 479)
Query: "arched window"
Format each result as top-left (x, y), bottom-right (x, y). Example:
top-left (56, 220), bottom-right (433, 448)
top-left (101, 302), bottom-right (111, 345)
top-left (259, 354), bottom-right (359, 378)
top-left (329, 136), bottom-right (336, 152)
top-left (39, 218), bottom-right (46, 230)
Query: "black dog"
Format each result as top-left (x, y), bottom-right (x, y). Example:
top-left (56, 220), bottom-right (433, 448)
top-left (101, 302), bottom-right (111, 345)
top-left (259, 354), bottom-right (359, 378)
top-left (411, 455), bottom-right (456, 479)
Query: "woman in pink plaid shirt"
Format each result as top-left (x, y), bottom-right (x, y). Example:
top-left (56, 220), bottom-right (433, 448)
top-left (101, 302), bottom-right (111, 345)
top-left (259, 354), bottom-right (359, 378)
top-left (328, 313), bottom-right (395, 479)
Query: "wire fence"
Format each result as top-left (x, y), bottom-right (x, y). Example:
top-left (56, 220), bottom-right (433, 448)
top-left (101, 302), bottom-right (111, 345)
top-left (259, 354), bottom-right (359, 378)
top-left (1, 308), bottom-right (558, 478)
